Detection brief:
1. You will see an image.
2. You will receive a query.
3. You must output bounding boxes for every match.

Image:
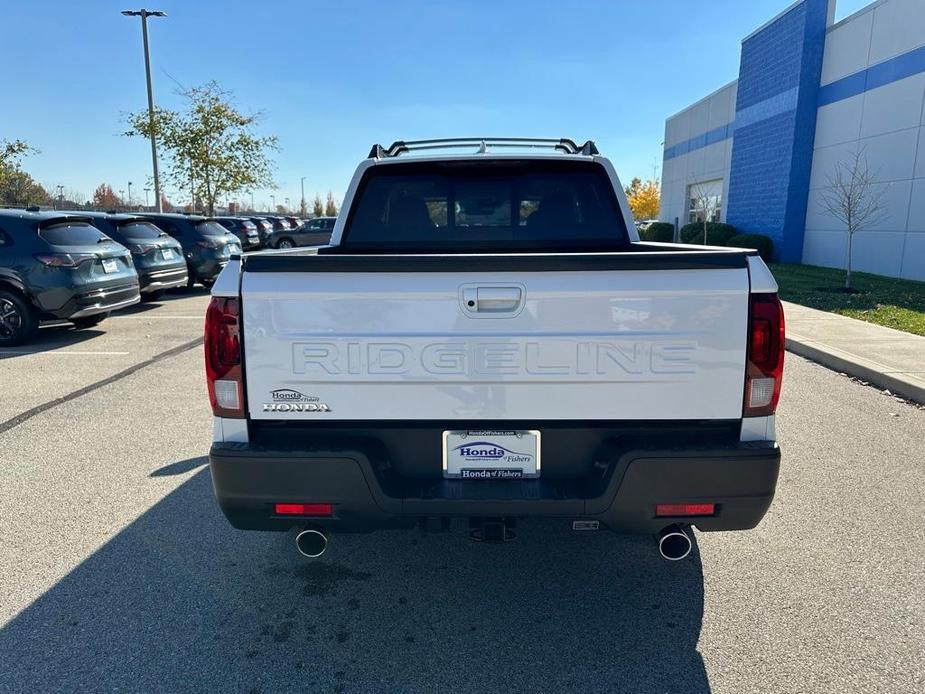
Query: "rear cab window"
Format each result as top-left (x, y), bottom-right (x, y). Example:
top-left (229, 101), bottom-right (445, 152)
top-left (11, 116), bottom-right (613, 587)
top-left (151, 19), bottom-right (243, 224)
top-left (341, 160), bottom-right (629, 252)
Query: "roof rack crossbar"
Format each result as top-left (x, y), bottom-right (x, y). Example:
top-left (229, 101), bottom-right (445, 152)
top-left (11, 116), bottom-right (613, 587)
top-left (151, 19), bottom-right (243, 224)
top-left (368, 137), bottom-right (599, 159)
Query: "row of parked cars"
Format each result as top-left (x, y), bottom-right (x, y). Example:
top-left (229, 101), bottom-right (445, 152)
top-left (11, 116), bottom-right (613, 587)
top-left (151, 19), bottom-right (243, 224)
top-left (214, 214), bottom-right (336, 251)
top-left (0, 208), bottom-right (335, 346)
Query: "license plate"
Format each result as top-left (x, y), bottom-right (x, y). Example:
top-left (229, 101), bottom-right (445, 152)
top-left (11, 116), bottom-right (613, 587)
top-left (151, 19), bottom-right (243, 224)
top-left (160, 248), bottom-right (174, 260)
top-left (101, 259), bottom-right (118, 274)
top-left (442, 430), bottom-right (540, 479)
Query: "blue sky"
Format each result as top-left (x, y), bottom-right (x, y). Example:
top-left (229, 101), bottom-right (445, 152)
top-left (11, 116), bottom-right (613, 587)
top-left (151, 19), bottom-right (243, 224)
top-left (3, 0), bottom-right (870, 210)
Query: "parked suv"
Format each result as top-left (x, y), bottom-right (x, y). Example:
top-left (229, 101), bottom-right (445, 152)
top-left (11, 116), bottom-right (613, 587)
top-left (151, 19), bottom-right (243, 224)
top-left (0, 209), bottom-right (140, 345)
top-left (140, 213), bottom-right (241, 287)
top-left (82, 212), bottom-right (187, 301)
top-left (214, 217), bottom-right (261, 250)
top-left (247, 217), bottom-right (273, 246)
top-left (270, 216), bottom-right (336, 248)
top-left (263, 216), bottom-right (294, 234)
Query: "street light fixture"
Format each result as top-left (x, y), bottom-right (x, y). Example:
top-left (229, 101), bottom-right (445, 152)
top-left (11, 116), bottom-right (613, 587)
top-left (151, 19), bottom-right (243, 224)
top-left (122, 9), bottom-right (166, 213)
top-left (127, 181), bottom-right (133, 207)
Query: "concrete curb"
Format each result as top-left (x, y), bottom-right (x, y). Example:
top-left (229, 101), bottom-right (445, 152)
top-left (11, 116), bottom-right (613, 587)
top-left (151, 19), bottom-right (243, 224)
top-left (786, 336), bottom-right (925, 405)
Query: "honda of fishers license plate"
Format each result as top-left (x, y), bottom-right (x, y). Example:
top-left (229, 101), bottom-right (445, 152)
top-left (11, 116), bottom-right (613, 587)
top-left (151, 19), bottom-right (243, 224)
top-left (101, 258), bottom-right (118, 273)
top-left (442, 430), bottom-right (541, 479)
top-left (160, 248), bottom-right (174, 260)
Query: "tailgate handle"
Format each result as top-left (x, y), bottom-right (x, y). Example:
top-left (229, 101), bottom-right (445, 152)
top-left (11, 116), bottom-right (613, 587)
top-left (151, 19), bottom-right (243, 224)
top-left (462, 286), bottom-right (523, 313)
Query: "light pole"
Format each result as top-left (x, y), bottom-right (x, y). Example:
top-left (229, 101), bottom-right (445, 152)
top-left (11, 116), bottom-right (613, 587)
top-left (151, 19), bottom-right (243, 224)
top-left (119, 190), bottom-right (126, 210)
top-left (56, 185), bottom-right (64, 209)
top-left (270, 194), bottom-right (276, 211)
top-left (122, 9), bottom-right (166, 213)
top-left (300, 177), bottom-right (306, 217)
top-left (127, 181), bottom-right (133, 207)
top-left (284, 197), bottom-right (290, 212)
top-left (250, 191), bottom-right (254, 212)
top-left (144, 188), bottom-right (150, 208)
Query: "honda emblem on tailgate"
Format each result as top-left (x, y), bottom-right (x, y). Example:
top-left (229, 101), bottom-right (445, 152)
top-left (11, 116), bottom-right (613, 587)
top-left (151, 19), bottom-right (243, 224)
top-left (263, 389), bottom-right (331, 412)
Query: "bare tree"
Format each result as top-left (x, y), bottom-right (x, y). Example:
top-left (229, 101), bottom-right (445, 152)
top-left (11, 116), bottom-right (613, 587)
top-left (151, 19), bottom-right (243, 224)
top-left (688, 181), bottom-right (720, 244)
top-left (819, 148), bottom-right (887, 290)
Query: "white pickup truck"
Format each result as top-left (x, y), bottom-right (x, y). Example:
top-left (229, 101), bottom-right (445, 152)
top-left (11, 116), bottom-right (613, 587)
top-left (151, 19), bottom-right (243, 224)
top-left (206, 138), bottom-right (784, 560)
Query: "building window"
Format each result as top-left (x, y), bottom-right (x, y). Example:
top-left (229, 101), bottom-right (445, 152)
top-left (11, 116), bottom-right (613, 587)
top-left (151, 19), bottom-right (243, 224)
top-left (688, 179), bottom-right (723, 223)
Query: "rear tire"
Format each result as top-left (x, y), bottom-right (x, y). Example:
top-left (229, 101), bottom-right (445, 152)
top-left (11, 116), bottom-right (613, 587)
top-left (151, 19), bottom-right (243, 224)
top-left (0, 289), bottom-right (38, 347)
top-left (276, 238), bottom-right (295, 249)
top-left (142, 290), bottom-right (165, 302)
top-left (71, 313), bottom-right (109, 330)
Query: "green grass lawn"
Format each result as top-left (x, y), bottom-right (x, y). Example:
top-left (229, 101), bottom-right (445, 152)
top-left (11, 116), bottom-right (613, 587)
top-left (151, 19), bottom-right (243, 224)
top-left (769, 263), bottom-right (925, 336)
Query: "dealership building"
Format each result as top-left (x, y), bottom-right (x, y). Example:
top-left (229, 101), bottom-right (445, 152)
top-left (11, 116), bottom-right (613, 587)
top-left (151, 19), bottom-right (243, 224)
top-left (660, 0), bottom-right (925, 280)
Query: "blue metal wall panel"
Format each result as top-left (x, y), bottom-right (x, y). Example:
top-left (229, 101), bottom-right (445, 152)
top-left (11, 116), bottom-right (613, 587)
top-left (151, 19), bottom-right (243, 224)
top-left (725, 0), bottom-right (829, 262)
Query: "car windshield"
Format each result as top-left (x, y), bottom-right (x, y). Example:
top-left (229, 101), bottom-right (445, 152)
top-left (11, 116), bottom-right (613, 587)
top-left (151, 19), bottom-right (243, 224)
top-left (342, 161), bottom-right (629, 251)
top-left (118, 221), bottom-right (163, 240)
top-left (37, 222), bottom-right (109, 246)
top-left (196, 221), bottom-right (229, 237)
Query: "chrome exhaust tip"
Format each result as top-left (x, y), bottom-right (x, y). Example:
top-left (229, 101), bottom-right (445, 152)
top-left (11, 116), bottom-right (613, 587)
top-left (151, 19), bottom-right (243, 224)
top-left (657, 525), bottom-right (692, 561)
top-left (296, 528), bottom-right (328, 558)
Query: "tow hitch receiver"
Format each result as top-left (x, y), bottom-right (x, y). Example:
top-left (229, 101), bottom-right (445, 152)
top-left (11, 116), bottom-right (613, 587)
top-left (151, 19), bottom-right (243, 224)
top-left (470, 518), bottom-right (516, 542)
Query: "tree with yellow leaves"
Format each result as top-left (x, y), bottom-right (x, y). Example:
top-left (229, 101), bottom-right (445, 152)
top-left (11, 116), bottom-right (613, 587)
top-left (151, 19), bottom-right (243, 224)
top-left (624, 177), bottom-right (660, 220)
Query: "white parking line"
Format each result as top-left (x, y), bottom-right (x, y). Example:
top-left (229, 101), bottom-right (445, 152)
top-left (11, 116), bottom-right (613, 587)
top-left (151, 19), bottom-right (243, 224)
top-left (0, 350), bottom-right (131, 356)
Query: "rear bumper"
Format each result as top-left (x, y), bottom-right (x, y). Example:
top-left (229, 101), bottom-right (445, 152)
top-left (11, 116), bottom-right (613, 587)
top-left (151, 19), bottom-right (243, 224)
top-left (192, 258), bottom-right (228, 281)
top-left (48, 280), bottom-right (141, 319)
top-left (138, 266), bottom-right (188, 293)
top-left (209, 439), bottom-right (780, 534)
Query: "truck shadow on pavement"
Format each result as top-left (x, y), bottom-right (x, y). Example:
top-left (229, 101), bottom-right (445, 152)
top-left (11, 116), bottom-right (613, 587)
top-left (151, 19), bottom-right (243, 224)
top-left (0, 463), bottom-right (711, 693)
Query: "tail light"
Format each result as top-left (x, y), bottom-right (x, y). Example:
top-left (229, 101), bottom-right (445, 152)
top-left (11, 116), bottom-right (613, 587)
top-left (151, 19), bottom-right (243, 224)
top-left (275, 503), bottom-right (333, 517)
top-left (656, 503), bottom-right (716, 517)
top-left (34, 252), bottom-right (96, 267)
top-left (744, 293), bottom-right (785, 417)
top-left (205, 297), bottom-right (244, 418)
top-left (126, 243), bottom-right (158, 255)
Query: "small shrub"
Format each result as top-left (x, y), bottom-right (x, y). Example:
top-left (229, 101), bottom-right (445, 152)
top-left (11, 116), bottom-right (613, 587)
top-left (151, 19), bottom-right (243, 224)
top-left (727, 233), bottom-right (774, 261)
top-left (679, 222), bottom-right (738, 246)
top-left (640, 222), bottom-right (675, 243)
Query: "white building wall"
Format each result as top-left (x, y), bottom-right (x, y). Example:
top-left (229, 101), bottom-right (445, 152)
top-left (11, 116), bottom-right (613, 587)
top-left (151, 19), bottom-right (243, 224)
top-left (804, 0), bottom-right (925, 280)
top-left (660, 81), bottom-right (737, 228)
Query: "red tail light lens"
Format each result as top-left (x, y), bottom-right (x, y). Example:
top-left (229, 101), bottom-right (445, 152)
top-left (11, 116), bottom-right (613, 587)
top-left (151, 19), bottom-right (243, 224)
top-left (275, 503), bottom-right (333, 517)
top-left (33, 253), bottom-right (96, 267)
top-left (205, 297), bottom-right (244, 418)
top-left (744, 293), bottom-right (785, 417)
top-left (655, 503), bottom-right (716, 517)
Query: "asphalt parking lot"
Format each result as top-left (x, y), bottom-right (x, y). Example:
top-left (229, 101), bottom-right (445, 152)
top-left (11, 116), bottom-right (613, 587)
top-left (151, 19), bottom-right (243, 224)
top-left (0, 293), bottom-right (923, 694)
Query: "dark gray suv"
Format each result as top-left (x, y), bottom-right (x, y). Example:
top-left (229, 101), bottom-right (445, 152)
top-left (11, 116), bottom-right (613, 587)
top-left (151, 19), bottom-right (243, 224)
top-left (82, 212), bottom-right (188, 301)
top-left (140, 213), bottom-right (241, 287)
top-left (270, 216), bottom-right (335, 248)
top-left (0, 209), bottom-right (140, 346)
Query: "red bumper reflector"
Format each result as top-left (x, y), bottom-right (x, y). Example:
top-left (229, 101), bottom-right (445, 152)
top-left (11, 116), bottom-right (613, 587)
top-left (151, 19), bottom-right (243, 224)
top-left (655, 503), bottom-right (716, 517)
top-left (274, 503), bottom-right (333, 517)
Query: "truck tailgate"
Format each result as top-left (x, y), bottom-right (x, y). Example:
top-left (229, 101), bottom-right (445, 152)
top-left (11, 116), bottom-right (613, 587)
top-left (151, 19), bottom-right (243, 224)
top-left (240, 262), bottom-right (750, 421)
